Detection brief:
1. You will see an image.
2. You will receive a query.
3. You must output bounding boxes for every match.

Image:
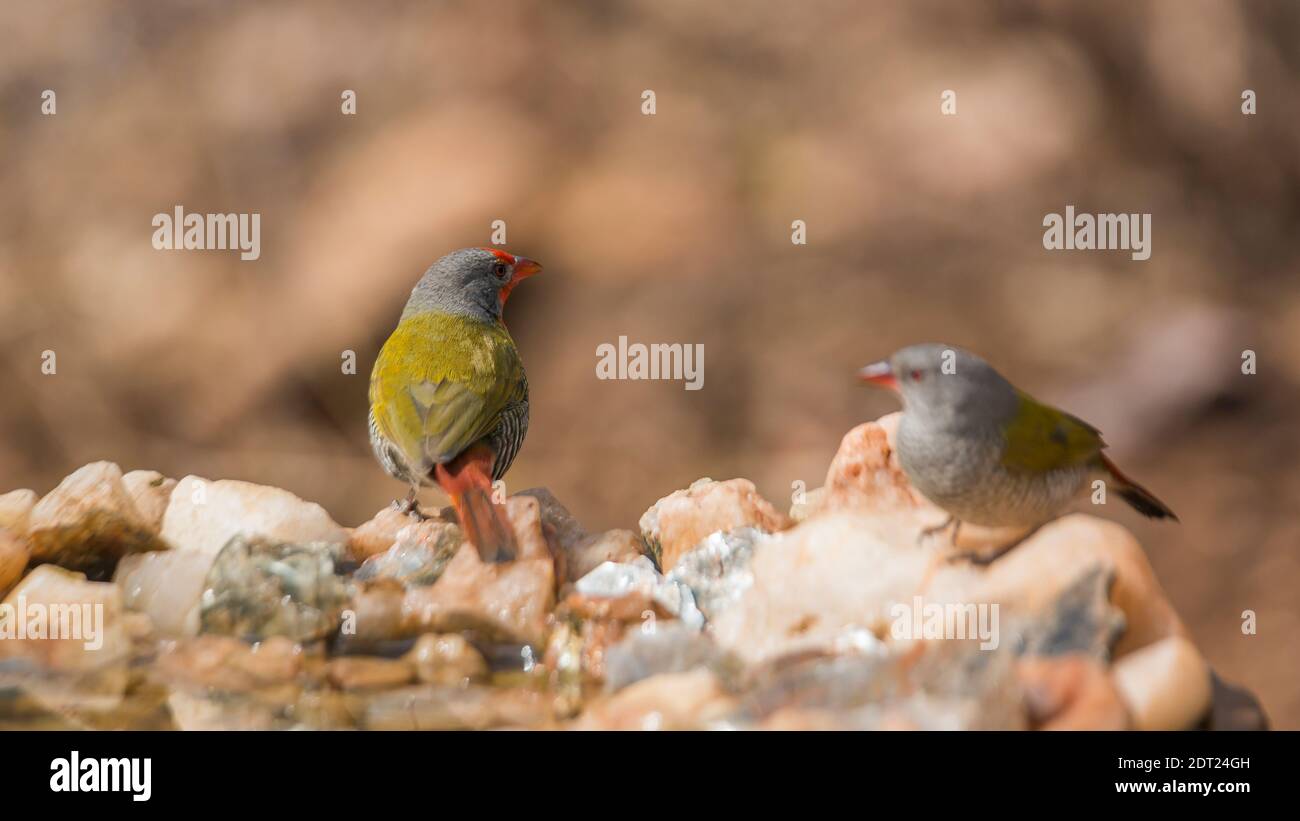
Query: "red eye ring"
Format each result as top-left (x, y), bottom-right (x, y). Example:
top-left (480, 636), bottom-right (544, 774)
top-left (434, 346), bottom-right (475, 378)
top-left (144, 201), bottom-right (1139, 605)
top-left (910, 370), bottom-right (922, 381)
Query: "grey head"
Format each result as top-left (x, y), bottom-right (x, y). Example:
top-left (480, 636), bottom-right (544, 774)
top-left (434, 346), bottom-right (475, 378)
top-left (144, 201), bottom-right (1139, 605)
top-left (860, 343), bottom-right (1019, 431)
top-left (402, 247), bottom-right (542, 322)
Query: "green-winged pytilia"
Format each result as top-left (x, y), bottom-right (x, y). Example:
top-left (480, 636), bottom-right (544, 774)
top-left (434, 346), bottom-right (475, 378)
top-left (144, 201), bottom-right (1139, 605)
top-left (369, 248), bottom-right (541, 562)
top-left (859, 344), bottom-right (1176, 546)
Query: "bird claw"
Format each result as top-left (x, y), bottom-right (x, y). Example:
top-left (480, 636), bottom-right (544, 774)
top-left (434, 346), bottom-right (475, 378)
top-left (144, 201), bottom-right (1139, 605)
top-left (944, 528), bottom-right (1035, 566)
top-left (392, 492), bottom-right (429, 521)
top-left (917, 516), bottom-right (958, 547)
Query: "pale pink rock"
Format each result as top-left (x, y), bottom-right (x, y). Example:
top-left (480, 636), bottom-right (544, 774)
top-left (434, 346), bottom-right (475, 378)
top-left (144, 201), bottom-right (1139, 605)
top-left (1018, 655), bottom-right (1130, 730)
top-left (707, 511), bottom-right (946, 664)
top-left (639, 478), bottom-right (790, 572)
top-left (351, 495), bottom-right (548, 566)
top-left (565, 529), bottom-right (643, 584)
top-left (0, 565), bottom-right (130, 710)
top-left (349, 506), bottom-right (461, 561)
top-left (113, 549), bottom-right (217, 637)
top-left (161, 475), bottom-right (347, 556)
top-left (25, 462), bottom-right (165, 577)
top-left (977, 515), bottom-right (1189, 658)
top-left (348, 506), bottom-right (412, 560)
top-left (1112, 636), bottom-right (1211, 730)
top-left (355, 527), bottom-right (460, 588)
top-left (788, 486), bottom-right (826, 523)
top-left (503, 494), bottom-right (554, 562)
top-left (157, 634), bottom-right (304, 693)
top-left (709, 508), bottom-right (1181, 668)
top-left (407, 633), bottom-right (489, 685)
top-left (167, 691), bottom-right (285, 731)
top-left (158, 636), bottom-right (306, 729)
top-left (347, 580), bottom-right (409, 641)
top-left (28, 462), bottom-right (150, 535)
top-left (0, 489), bottom-right (38, 537)
top-left (401, 544), bottom-right (555, 647)
top-left (363, 685), bottom-right (556, 730)
top-left (518, 488), bottom-right (586, 552)
top-left (326, 656), bottom-right (414, 690)
top-left (517, 488), bottom-right (642, 583)
top-left (0, 528), bottom-right (28, 596)
top-left (121, 470), bottom-right (177, 533)
top-left (820, 413), bottom-right (930, 513)
top-left (571, 670), bottom-right (735, 730)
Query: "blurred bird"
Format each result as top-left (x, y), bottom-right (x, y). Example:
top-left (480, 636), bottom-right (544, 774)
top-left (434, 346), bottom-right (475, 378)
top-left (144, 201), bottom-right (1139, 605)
top-left (859, 343), bottom-right (1176, 550)
top-left (369, 248), bottom-right (541, 562)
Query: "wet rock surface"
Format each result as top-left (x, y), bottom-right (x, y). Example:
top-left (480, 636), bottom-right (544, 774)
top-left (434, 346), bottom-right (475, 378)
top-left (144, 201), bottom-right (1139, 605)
top-left (114, 549), bottom-right (215, 637)
top-left (1018, 655), bottom-right (1130, 730)
top-left (733, 641), bottom-right (1027, 730)
top-left (121, 471), bottom-right (176, 534)
top-left (571, 669), bottom-right (736, 730)
top-left (25, 462), bottom-right (169, 580)
top-left (400, 544), bottom-right (554, 647)
top-left (199, 536), bottom-right (350, 642)
top-left (0, 434), bottom-right (1269, 729)
top-left (564, 529), bottom-right (643, 585)
top-left (1006, 564), bottom-right (1126, 659)
top-left (639, 478), bottom-right (790, 571)
top-left (0, 489), bottom-right (38, 536)
top-left (517, 488), bottom-right (642, 583)
top-left (574, 556), bottom-right (703, 628)
top-left (355, 533), bottom-right (458, 586)
top-left (407, 633), bottom-right (489, 686)
top-left (326, 656), bottom-right (415, 690)
top-left (0, 528), bottom-right (28, 597)
top-left (0, 565), bottom-right (131, 712)
top-left (666, 527), bottom-right (762, 623)
top-left (162, 476), bottom-right (349, 556)
top-left (602, 622), bottom-right (737, 693)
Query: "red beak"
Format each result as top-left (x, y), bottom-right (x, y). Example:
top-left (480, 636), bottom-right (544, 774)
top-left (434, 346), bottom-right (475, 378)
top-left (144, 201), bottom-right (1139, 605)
top-left (858, 360), bottom-right (898, 391)
top-left (499, 256), bottom-right (542, 305)
top-left (510, 257), bottom-right (542, 281)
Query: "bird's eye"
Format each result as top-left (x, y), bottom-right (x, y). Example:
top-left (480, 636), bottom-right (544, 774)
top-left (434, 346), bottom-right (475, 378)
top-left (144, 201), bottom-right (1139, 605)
top-left (910, 370), bottom-right (923, 381)
top-left (494, 262), bottom-right (509, 278)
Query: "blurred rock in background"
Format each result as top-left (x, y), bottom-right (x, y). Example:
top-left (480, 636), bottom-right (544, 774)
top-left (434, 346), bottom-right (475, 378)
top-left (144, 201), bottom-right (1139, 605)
top-left (0, 0), bottom-right (1297, 725)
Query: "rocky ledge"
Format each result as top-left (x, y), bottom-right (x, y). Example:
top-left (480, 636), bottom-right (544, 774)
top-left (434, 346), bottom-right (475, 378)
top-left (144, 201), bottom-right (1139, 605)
top-left (0, 414), bottom-right (1267, 730)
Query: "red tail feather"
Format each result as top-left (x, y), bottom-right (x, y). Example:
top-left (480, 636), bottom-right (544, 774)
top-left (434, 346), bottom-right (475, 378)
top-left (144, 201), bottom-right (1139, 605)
top-left (434, 444), bottom-right (517, 562)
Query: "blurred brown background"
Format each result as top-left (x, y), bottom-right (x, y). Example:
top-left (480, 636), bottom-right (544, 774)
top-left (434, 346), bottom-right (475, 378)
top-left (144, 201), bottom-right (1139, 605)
top-left (1, 0), bottom-right (1297, 725)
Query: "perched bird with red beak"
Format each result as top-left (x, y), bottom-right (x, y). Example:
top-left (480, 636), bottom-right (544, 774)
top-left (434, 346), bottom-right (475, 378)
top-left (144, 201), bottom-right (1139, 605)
top-left (860, 344), bottom-right (1176, 549)
top-left (369, 248), bottom-right (542, 562)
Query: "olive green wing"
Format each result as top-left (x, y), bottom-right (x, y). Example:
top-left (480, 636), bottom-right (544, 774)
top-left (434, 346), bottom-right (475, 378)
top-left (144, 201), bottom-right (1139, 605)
top-left (369, 312), bottom-right (524, 475)
top-left (999, 390), bottom-right (1106, 473)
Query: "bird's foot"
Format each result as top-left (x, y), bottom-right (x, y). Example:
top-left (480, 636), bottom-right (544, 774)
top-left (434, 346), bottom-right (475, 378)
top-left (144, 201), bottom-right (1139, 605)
top-left (917, 515), bottom-right (958, 547)
top-left (392, 490), bottom-right (429, 521)
top-left (944, 525), bottom-right (1037, 566)
top-left (945, 548), bottom-right (1000, 566)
